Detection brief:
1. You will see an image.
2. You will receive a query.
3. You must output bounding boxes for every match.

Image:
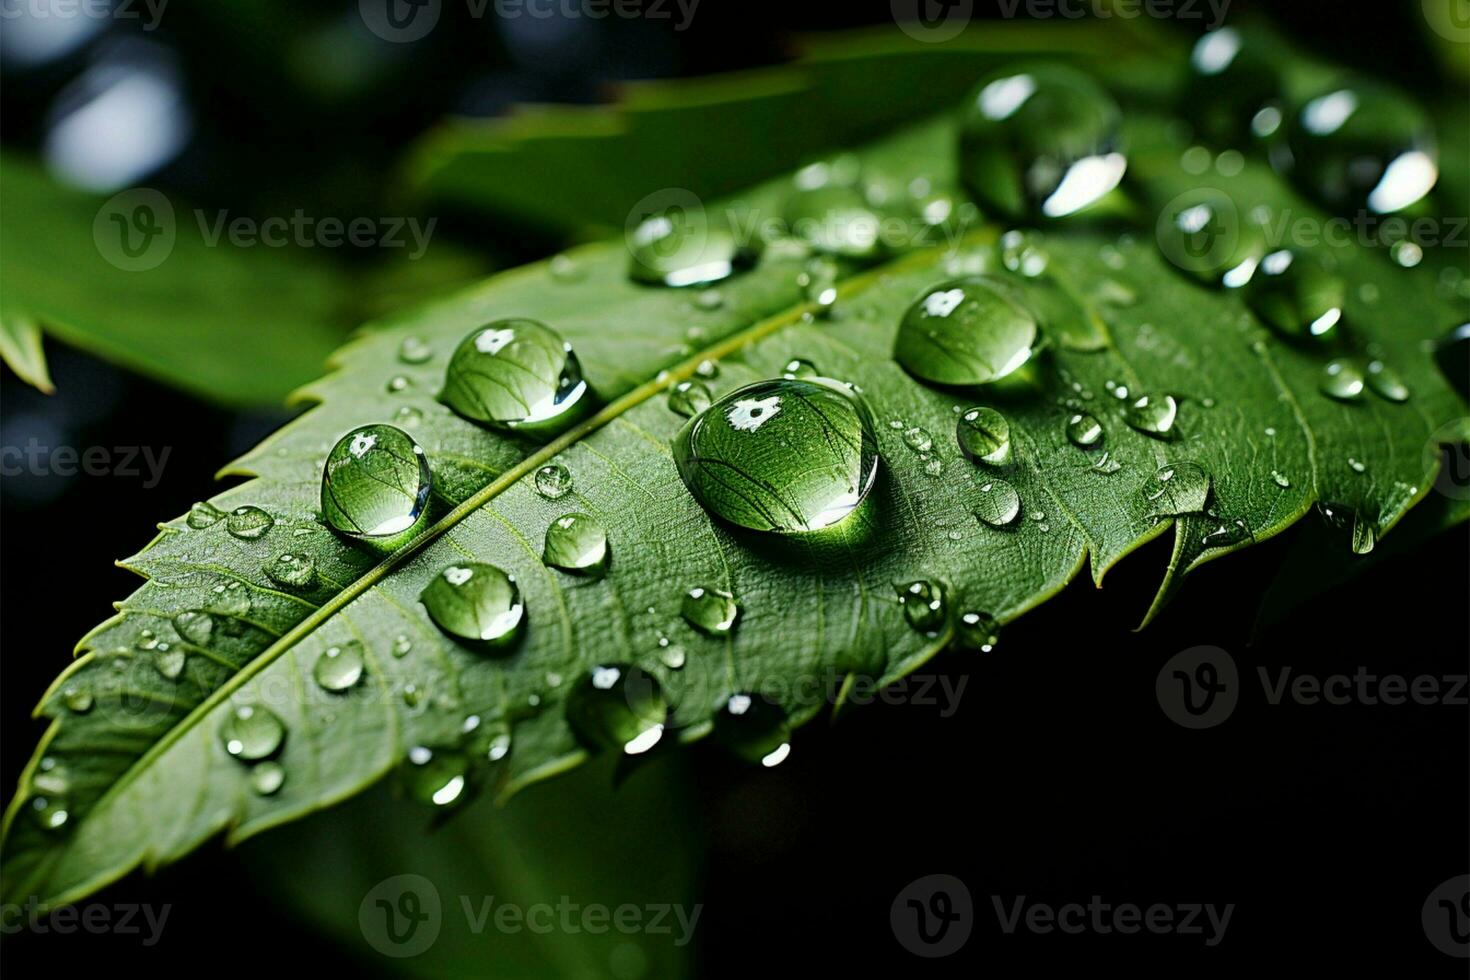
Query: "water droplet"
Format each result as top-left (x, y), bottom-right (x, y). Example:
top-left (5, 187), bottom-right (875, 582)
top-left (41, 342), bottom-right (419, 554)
top-left (782, 358), bottom-right (820, 380)
top-left (62, 686), bottom-right (93, 713)
top-left (394, 405), bottom-right (424, 427)
top-left (154, 647), bottom-right (186, 680)
top-left (534, 462), bottom-right (573, 500)
top-left (173, 610), bottom-right (216, 646)
top-left (219, 704), bottom-right (285, 761)
top-left (1186, 28), bottom-right (1281, 145)
top-left (628, 210), bottom-right (759, 287)
top-left (681, 587), bottom-right (739, 636)
top-left (896, 580), bottom-right (947, 634)
top-left (487, 730), bottom-right (512, 762)
top-left (783, 183), bottom-right (884, 260)
top-left (924, 457), bottom-right (944, 477)
top-left (957, 610), bottom-right (1000, 652)
top-left (1364, 360), bottom-right (1410, 402)
top-left (187, 501), bottom-right (224, 529)
top-left (956, 407), bottom-right (1011, 465)
top-left (566, 664), bottom-right (668, 755)
top-left (1246, 250), bottom-right (1344, 343)
top-left (1124, 394), bottom-right (1178, 438)
top-left (33, 757), bottom-right (69, 797)
top-left (1065, 412), bottom-right (1104, 449)
top-left (1143, 462), bottom-right (1211, 516)
top-left (1284, 80), bottom-right (1437, 215)
top-left (404, 745), bottom-right (468, 807)
top-left (902, 425), bottom-right (934, 454)
top-left (441, 319), bottom-right (592, 433)
top-left (694, 288), bottom-right (724, 311)
top-left (321, 424), bottom-right (432, 542)
top-left (314, 641), bottom-right (365, 692)
top-left (392, 634), bottom-right (412, 658)
top-left (548, 252), bottom-right (586, 283)
top-left (1271, 470), bottom-right (1291, 488)
top-left (30, 795), bottom-right (69, 831)
top-left (665, 378), bottom-right (715, 419)
top-left (1156, 187), bottom-right (1266, 287)
top-left (1351, 517), bottom-right (1377, 555)
top-left (959, 64), bottom-right (1126, 219)
top-left (1093, 451), bottom-right (1123, 474)
top-left (136, 628), bottom-right (159, 651)
top-left (387, 375), bottom-right (412, 393)
top-left (1320, 358), bottom-right (1366, 401)
top-left (398, 335), bottom-right (432, 364)
top-left (974, 477), bottom-right (1022, 527)
top-left (798, 256), bottom-right (839, 311)
top-left (672, 378), bottom-right (879, 532)
top-left (657, 644), bottom-right (686, 669)
top-left (1347, 457), bottom-right (1367, 474)
top-left (402, 683), bottom-right (423, 708)
top-left (226, 505), bottom-right (274, 540)
top-left (543, 513), bottom-right (609, 575)
top-left (714, 693), bottom-right (791, 767)
top-left (266, 552), bottom-right (316, 589)
top-left (421, 563), bottom-right (524, 647)
top-left (249, 761), bottom-right (286, 796)
top-left (895, 277), bottom-right (1037, 386)
top-left (997, 229), bottom-right (1049, 277)
top-left (1201, 519), bottom-right (1251, 548)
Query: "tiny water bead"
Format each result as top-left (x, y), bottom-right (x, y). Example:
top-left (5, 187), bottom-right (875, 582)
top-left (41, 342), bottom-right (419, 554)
top-left (1155, 188), bottom-right (1266, 288)
top-left (1272, 470), bottom-right (1292, 488)
top-left (628, 209), bottom-right (759, 287)
top-left (974, 477), bottom-right (1022, 527)
top-left (63, 686), bottom-right (93, 713)
top-left (1093, 452), bottom-right (1123, 474)
top-left (1283, 79), bottom-right (1438, 215)
top-left (543, 513), bottom-right (610, 575)
top-left (420, 563), bottom-right (524, 647)
top-left (321, 424), bottom-right (432, 542)
top-left (1065, 412), bottom-right (1104, 449)
top-left (681, 587), bottom-right (740, 636)
top-left (895, 277), bottom-right (1037, 386)
top-left (187, 501), bottom-right (224, 529)
top-left (404, 745), bottom-right (468, 807)
top-left (1124, 394), bottom-right (1178, 438)
top-left (667, 380), bottom-right (713, 418)
top-left (783, 358), bottom-right (820, 380)
top-left (897, 580), bottom-right (947, 634)
top-left (250, 761), bottom-right (286, 797)
top-left (314, 641), bottom-right (365, 692)
top-left (957, 610), bottom-right (1000, 652)
top-left (1143, 462), bottom-right (1212, 517)
top-left (1364, 360), bottom-right (1410, 402)
top-left (799, 256), bottom-right (839, 311)
top-left (440, 319), bottom-right (592, 433)
top-left (387, 375), bottom-right (412, 393)
top-left (1185, 27), bottom-right (1282, 146)
top-left (672, 378), bottom-right (880, 533)
top-left (997, 229), bottom-right (1049, 278)
top-left (714, 693), bottom-right (791, 767)
top-left (1320, 359), bottom-right (1366, 401)
top-left (956, 407), bottom-right (1011, 465)
top-left (398, 335), bottom-right (433, 364)
top-left (549, 252), bottom-right (587, 283)
top-left (959, 64), bottom-right (1126, 220)
top-left (266, 552), bottom-right (316, 590)
top-left (219, 704), bottom-right (285, 761)
top-left (1245, 250), bottom-right (1344, 343)
top-left (534, 462), bottom-right (573, 500)
top-left (566, 664), bottom-right (669, 755)
top-left (902, 426), bottom-right (934, 454)
top-left (226, 505), bottom-right (274, 540)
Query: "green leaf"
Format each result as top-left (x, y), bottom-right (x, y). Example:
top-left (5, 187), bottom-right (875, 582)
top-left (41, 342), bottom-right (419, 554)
top-left (4, 43), bottom-right (1466, 911)
top-left (0, 311), bottom-right (54, 394)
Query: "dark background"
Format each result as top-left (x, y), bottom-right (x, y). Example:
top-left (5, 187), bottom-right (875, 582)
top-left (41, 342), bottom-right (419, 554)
top-left (3, 0), bottom-right (1467, 975)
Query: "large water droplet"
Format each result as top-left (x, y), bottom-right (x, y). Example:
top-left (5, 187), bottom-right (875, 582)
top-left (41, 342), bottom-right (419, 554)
top-left (219, 704), bottom-right (285, 761)
top-left (957, 610), bottom-right (1000, 652)
top-left (681, 586), bottom-right (739, 636)
top-left (566, 664), bottom-right (668, 755)
top-left (534, 462), bottom-right (573, 500)
top-left (896, 580), bottom-right (947, 634)
top-left (421, 563), bottom-right (524, 647)
top-left (1143, 462), bottom-right (1212, 517)
top-left (956, 407), bottom-right (1011, 465)
top-left (543, 513), bottom-right (609, 575)
top-left (1364, 360), bottom-right (1410, 402)
top-left (959, 64), bottom-right (1126, 220)
top-left (404, 745), bottom-right (468, 807)
top-left (250, 761), bottom-right (286, 796)
top-left (667, 380), bottom-right (713, 418)
top-left (672, 378), bottom-right (879, 533)
top-left (1065, 412), bottom-right (1104, 448)
top-left (1283, 79), bottom-right (1437, 215)
top-left (783, 184), bottom-right (884, 260)
top-left (895, 277), bottom-right (1037, 386)
top-left (974, 477), bottom-right (1022, 527)
top-left (714, 693), bottom-right (791, 767)
top-left (321, 425), bottom-right (432, 543)
top-left (1156, 187), bottom-right (1266, 287)
top-left (628, 210), bottom-right (759, 287)
top-left (440, 319), bottom-right (592, 433)
top-left (1186, 27), bottom-right (1282, 145)
top-left (1320, 358), bottom-right (1366, 401)
top-left (314, 641), bottom-right (365, 692)
top-left (1124, 394), bottom-right (1178, 438)
top-left (226, 505), bottom-right (275, 540)
top-left (1245, 249), bottom-right (1344, 343)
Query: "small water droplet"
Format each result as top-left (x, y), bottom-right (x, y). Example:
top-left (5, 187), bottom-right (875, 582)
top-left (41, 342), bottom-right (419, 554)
top-left (714, 693), bottom-right (791, 767)
top-left (187, 502), bottom-right (225, 529)
top-left (1271, 470), bottom-right (1291, 488)
top-left (681, 587), bottom-right (739, 636)
top-left (896, 580), bottom-right (947, 634)
top-left (314, 641), bottom-right (365, 692)
top-left (543, 513), bottom-right (610, 575)
top-left (695, 359), bottom-right (720, 379)
top-left (1364, 360), bottom-right (1410, 402)
top-left (30, 795), bottom-right (69, 831)
top-left (404, 745), bottom-right (468, 807)
top-left (534, 462), bottom-right (573, 500)
top-left (394, 405), bottom-right (424, 426)
top-left (250, 761), bottom-right (286, 796)
top-left (694, 288), bottom-right (724, 311)
top-left (902, 425), bottom-right (934, 454)
top-left (566, 664), bottom-right (668, 755)
top-left (658, 644), bottom-right (686, 669)
top-left (956, 407), bottom-right (1011, 465)
top-left (1246, 249), bottom-right (1344, 343)
top-left (974, 477), bottom-right (1022, 527)
top-left (487, 730), bottom-right (512, 762)
top-left (667, 380), bottom-right (714, 419)
top-left (1065, 412), bottom-right (1104, 449)
top-left (1347, 457), bottom-right (1367, 474)
top-left (798, 256), bottom-right (839, 312)
top-left (387, 375), bottom-right (412, 393)
top-left (1092, 451), bottom-right (1123, 474)
top-left (628, 211), bottom-right (759, 287)
top-left (173, 610), bottom-right (216, 646)
top-left (226, 505), bottom-right (275, 540)
top-left (1124, 394), bottom-right (1178, 437)
top-left (398, 335), bottom-right (433, 364)
top-left (548, 252), bottom-right (586, 283)
top-left (957, 610), bottom-right (999, 652)
top-left (1143, 461), bottom-right (1211, 516)
top-left (266, 552), bottom-right (317, 589)
top-left (421, 563), bottom-right (524, 647)
top-left (62, 686), bottom-right (93, 713)
top-left (1320, 358), bottom-right (1366, 401)
top-left (219, 704), bottom-right (285, 761)
top-left (154, 647), bottom-right (187, 680)
top-left (392, 634), bottom-right (412, 658)
top-left (783, 358), bottom-right (820, 380)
